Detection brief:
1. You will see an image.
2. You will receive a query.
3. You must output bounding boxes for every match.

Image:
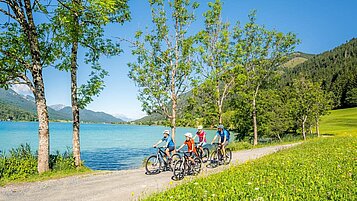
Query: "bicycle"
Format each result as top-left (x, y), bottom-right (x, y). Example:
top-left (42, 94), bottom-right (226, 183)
top-left (172, 151), bottom-right (202, 181)
top-left (145, 146), bottom-right (181, 175)
top-left (207, 142), bottom-right (232, 168)
top-left (195, 143), bottom-right (210, 163)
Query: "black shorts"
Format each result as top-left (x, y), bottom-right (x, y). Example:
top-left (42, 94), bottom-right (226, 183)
top-left (167, 146), bottom-right (175, 152)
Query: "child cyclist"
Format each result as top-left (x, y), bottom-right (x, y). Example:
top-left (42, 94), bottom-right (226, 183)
top-left (153, 130), bottom-right (175, 161)
top-left (177, 133), bottom-right (197, 164)
top-left (193, 125), bottom-right (206, 154)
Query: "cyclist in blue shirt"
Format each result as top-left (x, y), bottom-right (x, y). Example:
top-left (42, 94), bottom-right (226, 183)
top-left (153, 130), bottom-right (176, 160)
top-left (210, 125), bottom-right (230, 157)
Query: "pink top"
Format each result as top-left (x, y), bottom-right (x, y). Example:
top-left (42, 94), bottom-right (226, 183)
top-left (196, 131), bottom-right (206, 143)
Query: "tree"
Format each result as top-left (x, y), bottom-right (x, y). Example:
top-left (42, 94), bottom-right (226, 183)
top-left (128, 0), bottom-right (199, 142)
top-left (289, 77), bottom-right (331, 140)
top-left (53, 0), bottom-right (130, 166)
top-left (195, 0), bottom-right (240, 125)
top-left (233, 11), bottom-right (298, 145)
top-left (0, 0), bottom-right (61, 173)
top-left (311, 85), bottom-right (333, 137)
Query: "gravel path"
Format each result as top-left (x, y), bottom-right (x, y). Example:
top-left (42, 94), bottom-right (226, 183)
top-left (0, 143), bottom-right (301, 201)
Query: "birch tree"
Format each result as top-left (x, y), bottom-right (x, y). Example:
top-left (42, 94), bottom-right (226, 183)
top-left (53, 0), bottom-right (130, 166)
top-left (128, 0), bottom-right (199, 142)
top-left (0, 0), bottom-right (61, 173)
top-left (195, 0), bottom-right (241, 125)
top-left (234, 11), bottom-right (298, 145)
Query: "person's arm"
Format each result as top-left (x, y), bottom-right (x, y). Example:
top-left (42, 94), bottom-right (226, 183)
top-left (153, 140), bottom-right (162, 147)
top-left (211, 135), bottom-right (217, 144)
top-left (193, 134), bottom-right (197, 140)
top-left (177, 143), bottom-right (185, 151)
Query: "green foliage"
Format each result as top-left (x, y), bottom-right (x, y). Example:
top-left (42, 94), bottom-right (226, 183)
top-left (53, 0), bottom-right (130, 109)
top-left (345, 88), bottom-right (357, 107)
top-left (0, 144), bottom-right (80, 182)
top-left (145, 137), bottom-right (356, 200)
top-left (129, 0), bottom-right (200, 137)
top-left (287, 38), bottom-right (357, 108)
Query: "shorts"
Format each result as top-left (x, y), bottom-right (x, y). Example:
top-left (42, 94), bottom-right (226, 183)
top-left (221, 141), bottom-right (229, 147)
top-left (184, 151), bottom-right (195, 158)
top-left (167, 146), bottom-right (175, 152)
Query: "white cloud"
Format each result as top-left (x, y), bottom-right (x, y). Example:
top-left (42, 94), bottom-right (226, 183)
top-left (11, 84), bottom-right (32, 95)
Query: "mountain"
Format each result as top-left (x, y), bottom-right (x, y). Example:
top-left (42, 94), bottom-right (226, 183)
top-left (0, 88), bottom-right (124, 123)
top-left (283, 52), bottom-right (315, 68)
top-left (113, 114), bottom-right (133, 122)
top-left (56, 106), bottom-right (124, 123)
top-left (286, 38), bottom-right (357, 108)
top-left (49, 104), bottom-right (66, 111)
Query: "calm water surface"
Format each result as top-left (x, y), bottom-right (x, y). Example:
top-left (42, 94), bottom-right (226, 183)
top-left (0, 122), bottom-right (216, 170)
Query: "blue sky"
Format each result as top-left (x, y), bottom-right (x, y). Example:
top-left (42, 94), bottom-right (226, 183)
top-left (9, 0), bottom-right (357, 120)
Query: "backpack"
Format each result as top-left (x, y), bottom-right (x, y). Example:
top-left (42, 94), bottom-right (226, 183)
top-left (225, 129), bottom-right (230, 141)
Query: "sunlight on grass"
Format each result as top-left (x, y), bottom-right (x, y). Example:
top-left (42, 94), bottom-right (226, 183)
top-left (319, 107), bottom-right (357, 136)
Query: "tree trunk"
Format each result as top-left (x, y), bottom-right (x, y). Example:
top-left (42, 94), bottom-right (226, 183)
top-left (71, 1), bottom-right (81, 167)
top-left (253, 98), bottom-right (258, 146)
top-left (302, 116), bottom-right (307, 140)
top-left (71, 40), bottom-right (81, 167)
top-left (171, 99), bottom-right (177, 144)
top-left (32, 68), bottom-right (50, 174)
top-left (218, 103), bottom-right (223, 125)
top-left (316, 118), bottom-right (320, 137)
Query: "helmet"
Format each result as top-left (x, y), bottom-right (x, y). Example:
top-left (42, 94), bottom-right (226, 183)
top-left (197, 125), bottom-right (203, 130)
top-left (217, 125), bottom-right (224, 129)
top-left (163, 130), bottom-right (170, 135)
top-left (184, 132), bottom-right (192, 138)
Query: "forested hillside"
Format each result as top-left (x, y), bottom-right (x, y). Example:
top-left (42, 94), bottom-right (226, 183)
top-left (287, 38), bottom-right (357, 108)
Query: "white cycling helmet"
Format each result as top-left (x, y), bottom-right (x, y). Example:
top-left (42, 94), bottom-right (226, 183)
top-left (163, 130), bottom-right (170, 135)
top-left (184, 132), bottom-right (192, 138)
top-left (197, 125), bottom-right (203, 130)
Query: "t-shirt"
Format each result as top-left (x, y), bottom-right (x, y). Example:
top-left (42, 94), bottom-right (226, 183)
top-left (162, 135), bottom-right (175, 147)
top-left (196, 131), bottom-right (207, 143)
top-left (216, 129), bottom-right (230, 142)
top-left (184, 138), bottom-right (196, 153)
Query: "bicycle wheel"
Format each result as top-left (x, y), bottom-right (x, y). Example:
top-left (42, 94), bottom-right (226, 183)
top-left (173, 160), bottom-right (184, 180)
top-left (169, 153), bottom-right (181, 171)
top-left (193, 157), bottom-right (202, 175)
top-left (208, 150), bottom-right (218, 168)
top-left (145, 155), bottom-right (161, 175)
top-left (201, 148), bottom-right (210, 163)
top-left (224, 148), bottom-right (232, 165)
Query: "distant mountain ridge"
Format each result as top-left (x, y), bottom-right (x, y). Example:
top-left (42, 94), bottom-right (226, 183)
top-left (0, 88), bottom-right (124, 123)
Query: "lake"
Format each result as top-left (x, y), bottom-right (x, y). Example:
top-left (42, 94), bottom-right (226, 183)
top-left (0, 122), bottom-right (216, 170)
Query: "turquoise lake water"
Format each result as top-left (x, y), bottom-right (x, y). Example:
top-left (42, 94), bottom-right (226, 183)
top-left (0, 122), bottom-right (216, 170)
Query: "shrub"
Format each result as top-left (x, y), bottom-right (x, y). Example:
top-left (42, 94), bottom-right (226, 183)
top-left (0, 144), bottom-right (79, 182)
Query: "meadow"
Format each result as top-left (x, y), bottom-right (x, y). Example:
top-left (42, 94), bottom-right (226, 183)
top-left (145, 108), bottom-right (357, 200)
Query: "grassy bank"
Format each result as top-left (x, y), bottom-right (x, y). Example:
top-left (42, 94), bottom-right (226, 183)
top-left (319, 107), bottom-right (357, 136)
top-left (145, 108), bottom-right (357, 200)
top-left (145, 136), bottom-right (356, 200)
top-left (0, 144), bottom-right (92, 186)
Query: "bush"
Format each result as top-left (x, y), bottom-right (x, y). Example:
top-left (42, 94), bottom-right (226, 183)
top-left (0, 144), bottom-right (78, 181)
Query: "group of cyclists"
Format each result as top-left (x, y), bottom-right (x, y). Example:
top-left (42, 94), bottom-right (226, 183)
top-left (152, 124), bottom-right (230, 165)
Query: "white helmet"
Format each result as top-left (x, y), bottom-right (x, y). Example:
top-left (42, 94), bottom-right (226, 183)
top-left (197, 125), bottom-right (203, 130)
top-left (184, 132), bottom-right (192, 138)
top-left (163, 130), bottom-right (170, 135)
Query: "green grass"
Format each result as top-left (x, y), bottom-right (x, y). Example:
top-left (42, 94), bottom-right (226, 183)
top-left (145, 137), bottom-right (356, 200)
top-left (319, 107), bottom-right (357, 136)
top-left (145, 108), bottom-right (357, 200)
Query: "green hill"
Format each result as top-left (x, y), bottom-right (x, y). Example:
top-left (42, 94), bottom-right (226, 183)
top-left (319, 107), bottom-right (357, 136)
top-left (287, 38), bottom-right (357, 108)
